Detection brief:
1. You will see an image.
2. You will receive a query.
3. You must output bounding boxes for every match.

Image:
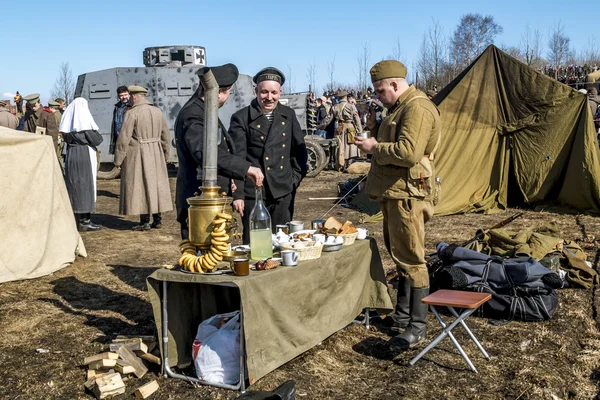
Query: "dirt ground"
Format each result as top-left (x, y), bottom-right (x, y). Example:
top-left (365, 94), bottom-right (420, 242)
top-left (1, 171), bottom-right (599, 400)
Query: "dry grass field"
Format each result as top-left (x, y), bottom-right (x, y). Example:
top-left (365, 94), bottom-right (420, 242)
top-left (0, 171), bottom-right (599, 399)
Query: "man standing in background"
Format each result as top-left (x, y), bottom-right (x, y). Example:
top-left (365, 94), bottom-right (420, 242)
top-left (110, 86), bottom-right (131, 154)
top-left (114, 86), bottom-right (172, 230)
top-left (0, 101), bottom-right (19, 129)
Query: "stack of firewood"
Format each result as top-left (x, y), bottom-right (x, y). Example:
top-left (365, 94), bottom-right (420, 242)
top-left (83, 336), bottom-right (161, 399)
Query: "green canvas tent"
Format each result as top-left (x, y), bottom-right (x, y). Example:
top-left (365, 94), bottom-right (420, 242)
top-left (433, 45), bottom-right (600, 215)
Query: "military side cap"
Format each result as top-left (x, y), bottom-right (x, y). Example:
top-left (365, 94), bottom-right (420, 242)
top-left (0, 100), bottom-right (6, 107)
top-left (197, 63), bottom-right (239, 88)
top-left (337, 91), bottom-right (349, 98)
top-left (48, 100), bottom-right (60, 107)
top-left (128, 85), bottom-right (148, 94)
top-left (370, 60), bottom-right (407, 82)
top-left (23, 93), bottom-right (40, 104)
top-left (253, 67), bottom-right (285, 85)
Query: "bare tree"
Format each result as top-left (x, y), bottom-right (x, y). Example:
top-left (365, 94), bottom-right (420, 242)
top-left (284, 64), bottom-right (296, 94)
top-left (546, 21), bottom-right (570, 71)
top-left (417, 19), bottom-right (449, 90)
top-left (520, 25), bottom-right (543, 67)
top-left (356, 42), bottom-right (372, 91)
top-left (388, 37), bottom-right (403, 61)
top-left (583, 36), bottom-right (600, 66)
top-left (450, 14), bottom-right (503, 69)
top-left (501, 45), bottom-right (523, 61)
top-left (50, 62), bottom-right (76, 104)
top-left (306, 58), bottom-right (318, 93)
top-left (325, 55), bottom-right (337, 93)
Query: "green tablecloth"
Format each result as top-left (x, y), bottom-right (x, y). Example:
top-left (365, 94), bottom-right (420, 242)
top-left (147, 237), bottom-right (393, 384)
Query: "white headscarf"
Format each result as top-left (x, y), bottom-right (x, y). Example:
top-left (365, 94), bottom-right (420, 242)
top-left (58, 97), bottom-right (99, 132)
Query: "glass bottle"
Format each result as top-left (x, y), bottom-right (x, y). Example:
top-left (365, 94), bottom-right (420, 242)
top-left (249, 186), bottom-right (273, 260)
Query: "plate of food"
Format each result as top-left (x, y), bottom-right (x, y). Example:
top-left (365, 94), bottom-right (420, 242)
top-left (290, 230), bottom-right (316, 240)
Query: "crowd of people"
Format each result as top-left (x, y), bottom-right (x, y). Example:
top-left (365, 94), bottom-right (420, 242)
top-left (2, 59), bottom-right (442, 351)
top-left (540, 64), bottom-right (600, 86)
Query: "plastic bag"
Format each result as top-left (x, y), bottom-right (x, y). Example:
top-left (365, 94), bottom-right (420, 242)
top-left (193, 311), bottom-right (240, 385)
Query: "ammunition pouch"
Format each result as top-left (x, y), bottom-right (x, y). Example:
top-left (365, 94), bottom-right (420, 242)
top-left (407, 157), bottom-right (434, 199)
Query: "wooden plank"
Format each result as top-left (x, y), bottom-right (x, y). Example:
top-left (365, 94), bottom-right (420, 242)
top-left (139, 353), bottom-right (161, 365)
top-left (117, 346), bottom-right (147, 378)
top-left (87, 369), bottom-right (115, 381)
top-left (114, 359), bottom-right (136, 375)
top-left (109, 341), bottom-right (148, 354)
top-left (88, 358), bottom-right (117, 370)
top-left (135, 380), bottom-right (159, 399)
top-left (144, 340), bottom-right (157, 354)
top-left (84, 352), bottom-right (119, 365)
top-left (114, 335), bottom-right (154, 342)
top-left (93, 372), bottom-right (125, 399)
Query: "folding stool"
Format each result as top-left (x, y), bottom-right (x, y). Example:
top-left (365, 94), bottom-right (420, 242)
top-left (409, 289), bottom-right (492, 373)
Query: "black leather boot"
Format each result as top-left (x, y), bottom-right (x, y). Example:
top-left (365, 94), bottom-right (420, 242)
top-left (389, 287), bottom-right (429, 350)
top-left (379, 275), bottom-right (411, 333)
top-left (151, 213), bottom-right (162, 229)
top-left (78, 214), bottom-right (101, 232)
top-left (133, 215), bottom-right (152, 231)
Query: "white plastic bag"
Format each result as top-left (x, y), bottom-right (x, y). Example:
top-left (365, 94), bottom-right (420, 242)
top-left (192, 311), bottom-right (240, 385)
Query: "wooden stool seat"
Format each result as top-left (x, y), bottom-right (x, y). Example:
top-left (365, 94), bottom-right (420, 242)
top-left (422, 289), bottom-right (491, 309)
top-left (409, 289), bottom-right (492, 373)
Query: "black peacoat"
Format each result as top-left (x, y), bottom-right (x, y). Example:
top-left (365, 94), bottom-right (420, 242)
top-left (229, 99), bottom-right (308, 201)
top-left (174, 91), bottom-right (251, 222)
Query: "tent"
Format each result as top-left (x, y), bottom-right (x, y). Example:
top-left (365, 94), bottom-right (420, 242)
top-left (0, 127), bottom-right (85, 284)
top-left (433, 45), bottom-right (600, 215)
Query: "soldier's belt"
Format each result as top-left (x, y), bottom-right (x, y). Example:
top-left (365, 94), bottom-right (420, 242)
top-left (138, 138), bottom-right (160, 144)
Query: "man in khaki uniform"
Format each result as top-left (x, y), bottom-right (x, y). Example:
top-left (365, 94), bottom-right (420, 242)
top-left (355, 60), bottom-right (441, 350)
top-left (0, 101), bottom-right (19, 129)
top-left (49, 100), bottom-right (66, 168)
top-left (332, 91), bottom-right (362, 168)
top-left (22, 93), bottom-right (59, 150)
top-left (48, 100), bottom-right (62, 126)
top-left (114, 86), bottom-right (173, 230)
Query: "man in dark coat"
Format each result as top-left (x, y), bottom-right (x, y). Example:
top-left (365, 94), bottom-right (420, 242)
top-left (174, 63), bottom-right (264, 240)
top-left (229, 67), bottom-right (308, 243)
top-left (110, 86), bottom-right (131, 154)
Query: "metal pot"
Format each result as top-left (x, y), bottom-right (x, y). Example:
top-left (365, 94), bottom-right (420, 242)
top-left (187, 186), bottom-right (233, 249)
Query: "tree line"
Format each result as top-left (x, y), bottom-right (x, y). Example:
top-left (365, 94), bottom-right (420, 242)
top-left (313, 14), bottom-right (597, 94)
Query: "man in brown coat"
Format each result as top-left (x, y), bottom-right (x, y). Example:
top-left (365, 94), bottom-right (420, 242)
top-left (22, 93), bottom-right (59, 150)
top-left (332, 91), bottom-right (362, 168)
top-left (114, 86), bottom-right (173, 230)
top-left (0, 101), bottom-right (18, 129)
top-left (355, 60), bottom-right (441, 351)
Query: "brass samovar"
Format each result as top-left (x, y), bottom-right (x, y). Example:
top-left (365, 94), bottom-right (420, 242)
top-left (187, 69), bottom-right (234, 248)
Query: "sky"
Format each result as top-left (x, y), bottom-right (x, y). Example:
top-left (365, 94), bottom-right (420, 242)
top-left (1, 0), bottom-right (593, 105)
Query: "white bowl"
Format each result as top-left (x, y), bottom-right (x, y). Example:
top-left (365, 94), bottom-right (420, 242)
top-left (322, 243), bottom-right (342, 252)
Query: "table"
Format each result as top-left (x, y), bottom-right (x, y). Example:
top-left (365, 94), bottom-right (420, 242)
top-left (147, 237), bottom-right (393, 390)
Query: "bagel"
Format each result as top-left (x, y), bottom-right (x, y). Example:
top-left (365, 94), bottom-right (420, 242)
top-left (217, 212), bottom-right (233, 220)
top-left (212, 218), bottom-right (226, 225)
top-left (210, 251), bottom-right (223, 262)
top-left (212, 234), bottom-right (229, 242)
top-left (210, 246), bottom-right (223, 256)
top-left (205, 251), bottom-right (218, 265)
